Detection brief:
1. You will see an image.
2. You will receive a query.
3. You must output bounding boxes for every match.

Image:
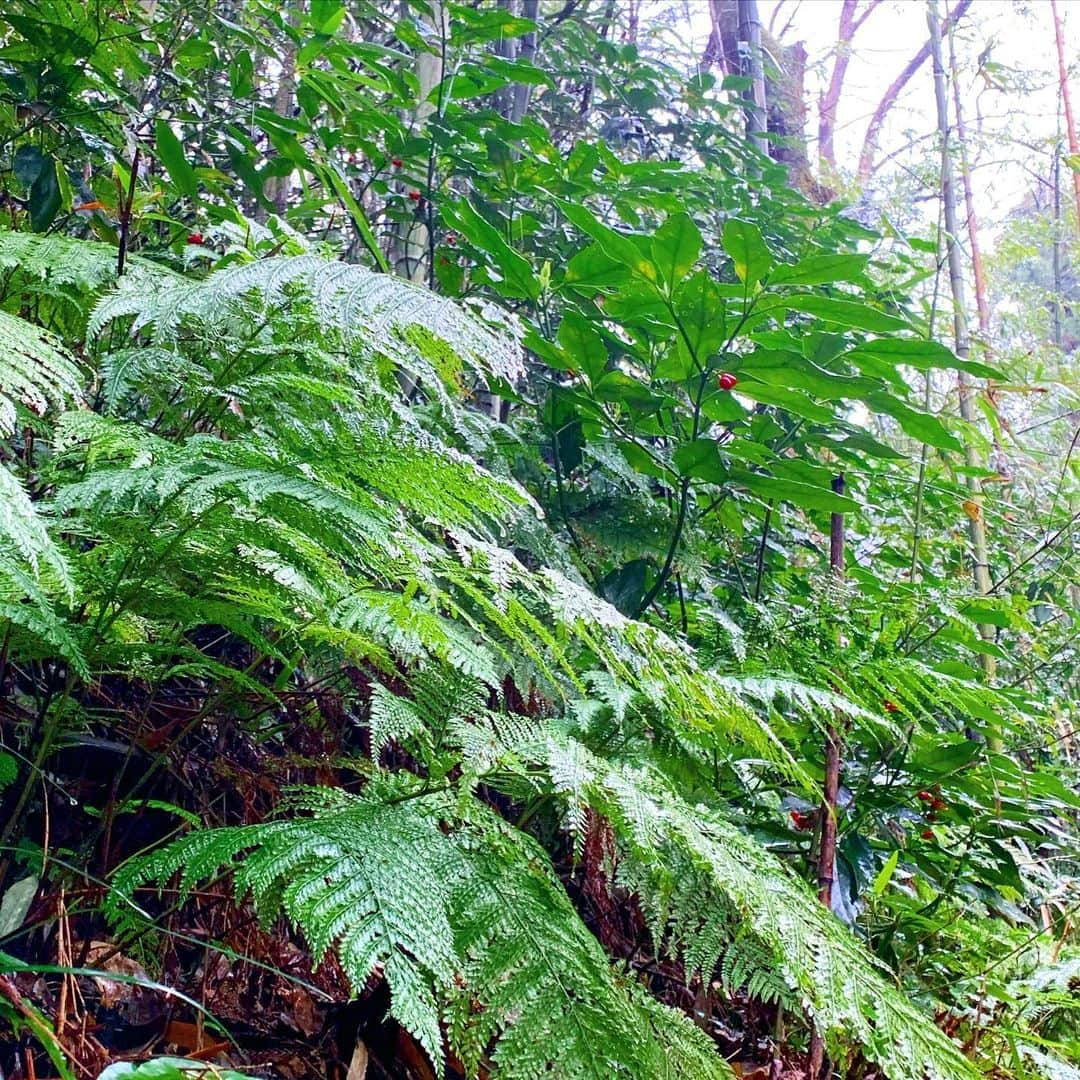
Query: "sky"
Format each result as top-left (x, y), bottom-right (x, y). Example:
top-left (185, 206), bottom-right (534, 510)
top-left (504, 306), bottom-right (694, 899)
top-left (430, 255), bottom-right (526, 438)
top-left (666, 0), bottom-right (1073, 236)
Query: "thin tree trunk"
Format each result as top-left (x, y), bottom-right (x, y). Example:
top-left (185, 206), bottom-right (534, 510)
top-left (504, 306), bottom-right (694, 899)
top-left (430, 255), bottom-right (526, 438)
top-left (857, 0), bottom-right (971, 181)
top-left (263, 34), bottom-right (296, 219)
top-left (1050, 0), bottom-right (1080, 229)
top-left (393, 0), bottom-right (446, 285)
top-left (738, 0), bottom-right (768, 155)
top-left (928, 0), bottom-right (999, 715)
top-left (818, 0), bottom-right (881, 174)
top-left (807, 473), bottom-right (845, 1080)
top-left (946, 18), bottom-right (989, 339)
top-left (493, 0), bottom-right (519, 119)
top-left (511, 0), bottom-right (539, 124)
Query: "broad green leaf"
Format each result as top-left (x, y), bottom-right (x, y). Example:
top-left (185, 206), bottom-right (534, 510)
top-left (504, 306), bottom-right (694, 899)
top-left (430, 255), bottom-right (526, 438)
top-left (557, 311), bottom-right (608, 382)
top-left (733, 469), bottom-right (859, 512)
top-left (617, 439), bottom-right (670, 480)
top-left (593, 370), bottom-right (663, 411)
top-left (563, 242), bottom-right (630, 290)
top-left (829, 431), bottom-right (907, 460)
top-left (963, 600), bottom-right (1016, 629)
top-left (441, 200), bottom-right (537, 300)
top-left (847, 338), bottom-right (1001, 380)
top-left (155, 120), bottom-right (199, 199)
top-left (651, 212), bottom-right (701, 291)
top-left (770, 254), bottom-right (869, 286)
top-left (740, 351), bottom-right (878, 401)
top-left (28, 156), bottom-right (61, 232)
top-left (674, 438), bottom-right (727, 484)
top-left (866, 393), bottom-right (963, 451)
top-left (736, 382), bottom-right (835, 424)
top-left (229, 49), bottom-right (254, 97)
top-left (722, 218), bottom-right (772, 285)
top-left (558, 200), bottom-right (658, 285)
top-left (13, 145), bottom-right (46, 188)
top-left (674, 270), bottom-right (727, 360)
top-left (701, 391), bottom-right (749, 423)
top-left (778, 295), bottom-right (908, 333)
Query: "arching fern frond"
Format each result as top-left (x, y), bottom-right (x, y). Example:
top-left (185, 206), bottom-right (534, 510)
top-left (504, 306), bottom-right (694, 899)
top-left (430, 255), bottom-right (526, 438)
top-left (112, 782), bottom-right (730, 1080)
top-left (89, 255), bottom-right (524, 388)
top-left (540, 738), bottom-right (981, 1080)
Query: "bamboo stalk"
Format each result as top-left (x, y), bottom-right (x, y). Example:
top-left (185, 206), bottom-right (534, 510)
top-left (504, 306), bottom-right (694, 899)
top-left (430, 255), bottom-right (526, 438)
top-left (927, 0), bottom-right (999, 720)
top-left (807, 474), bottom-right (845, 1080)
top-left (1050, 0), bottom-right (1080, 230)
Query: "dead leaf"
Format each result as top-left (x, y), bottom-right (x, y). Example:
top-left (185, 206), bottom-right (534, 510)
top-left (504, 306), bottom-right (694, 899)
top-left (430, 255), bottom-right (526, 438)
top-left (346, 1040), bottom-right (368, 1080)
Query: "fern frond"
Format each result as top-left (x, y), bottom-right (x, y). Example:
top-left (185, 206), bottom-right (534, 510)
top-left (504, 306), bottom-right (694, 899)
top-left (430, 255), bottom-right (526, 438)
top-left (113, 783), bottom-right (732, 1080)
top-left (544, 738), bottom-right (980, 1080)
top-left (0, 310), bottom-right (83, 435)
top-left (89, 255), bottom-right (524, 388)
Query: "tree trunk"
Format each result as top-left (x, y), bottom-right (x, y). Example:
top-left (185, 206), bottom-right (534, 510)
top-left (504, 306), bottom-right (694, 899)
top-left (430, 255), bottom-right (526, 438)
top-left (261, 32), bottom-right (296, 220)
top-left (807, 473), bottom-right (845, 1080)
top-left (393, 0), bottom-right (447, 285)
top-left (1050, 0), bottom-right (1080, 230)
top-left (928, 0), bottom-right (999, 712)
top-left (857, 0), bottom-right (972, 181)
top-left (738, 0), bottom-right (769, 155)
top-left (818, 0), bottom-right (881, 174)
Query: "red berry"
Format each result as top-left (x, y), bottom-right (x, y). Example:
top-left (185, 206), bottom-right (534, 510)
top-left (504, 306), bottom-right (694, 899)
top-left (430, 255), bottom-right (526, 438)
top-left (916, 790), bottom-right (933, 803)
top-left (392, 157), bottom-right (403, 168)
top-left (408, 190), bottom-right (422, 201)
top-left (931, 798), bottom-right (948, 811)
top-left (187, 233), bottom-right (204, 245)
top-left (446, 233), bottom-right (457, 246)
top-left (789, 810), bottom-right (811, 831)
top-left (347, 153), bottom-right (357, 164)
top-left (883, 699), bottom-right (899, 713)
top-left (718, 372), bottom-right (737, 390)
top-left (920, 829), bottom-right (935, 840)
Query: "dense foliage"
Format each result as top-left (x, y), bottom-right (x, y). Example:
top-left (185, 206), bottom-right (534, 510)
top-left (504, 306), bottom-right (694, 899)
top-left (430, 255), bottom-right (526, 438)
top-left (0, 2), bottom-right (1078, 1079)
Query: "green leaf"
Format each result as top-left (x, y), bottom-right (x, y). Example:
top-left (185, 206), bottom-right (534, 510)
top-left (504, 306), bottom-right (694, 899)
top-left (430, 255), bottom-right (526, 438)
top-left (651, 212), bottom-right (701, 291)
top-left (441, 200), bottom-right (537, 300)
top-left (674, 270), bottom-right (727, 360)
top-left (700, 391), bottom-right (749, 423)
top-left (846, 338), bottom-right (1001, 380)
top-left (769, 254), bottom-right (869, 286)
top-left (740, 351), bottom-right (878, 401)
top-left (322, 166), bottom-right (389, 272)
top-left (674, 438), bottom-right (727, 484)
top-left (155, 120), bottom-right (199, 199)
top-left (593, 370), bottom-right (662, 411)
top-left (563, 242), bottom-right (629, 290)
top-left (229, 50), bottom-right (254, 97)
top-left (733, 469), bottom-right (859, 512)
top-left (865, 393), bottom-right (963, 451)
top-left (12, 145), bottom-right (46, 188)
top-left (778, 295), bottom-right (908, 333)
top-left (28, 156), bottom-right (60, 232)
top-left (736, 382), bottom-right (835, 424)
top-left (722, 218), bottom-right (772, 285)
top-left (557, 311), bottom-right (607, 382)
top-left (871, 850), bottom-right (899, 897)
top-left (558, 200), bottom-right (657, 285)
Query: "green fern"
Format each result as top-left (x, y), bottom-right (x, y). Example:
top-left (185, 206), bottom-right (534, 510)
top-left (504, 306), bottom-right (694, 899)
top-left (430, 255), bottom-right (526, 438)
top-left (112, 782), bottom-right (730, 1080)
